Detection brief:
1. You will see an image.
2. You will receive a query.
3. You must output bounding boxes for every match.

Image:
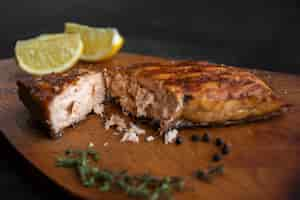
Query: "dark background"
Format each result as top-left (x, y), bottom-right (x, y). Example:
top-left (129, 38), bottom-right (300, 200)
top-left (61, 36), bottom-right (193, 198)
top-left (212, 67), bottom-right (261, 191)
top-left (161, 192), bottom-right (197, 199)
top-left (1, 0), bottom-right (300, 199)
top-left (1, 0), bottom-right (300, 73)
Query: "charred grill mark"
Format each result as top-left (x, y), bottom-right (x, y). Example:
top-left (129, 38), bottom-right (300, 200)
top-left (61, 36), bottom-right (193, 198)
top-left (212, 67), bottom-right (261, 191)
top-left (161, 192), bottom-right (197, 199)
top-left (135, 64), bottom-right (237, 78)
top-left (138, 66), bottom-right (205, 77)
top-left (136, 65), bottom-right (257, 91)
top-left (127, 62), bottom-right (266, 100)
top-left (92, 85), bottom-right (96, 96)
top-left (183, 94), bottom-right (193, 103)
top-left (124, 62), bottom-right (198, 71)
top-left (164, 75), bottom-right (211, 85)
top-left (134, 116), bottom-right (160, 131)
top-left (66, 101), bottom-right (74, 115)
top-left (170, 110), bottom-right (283, 130)
top-left (17, 68), bottom-right (94, 103)
top-left (164, 73), bottom-right (257, 89)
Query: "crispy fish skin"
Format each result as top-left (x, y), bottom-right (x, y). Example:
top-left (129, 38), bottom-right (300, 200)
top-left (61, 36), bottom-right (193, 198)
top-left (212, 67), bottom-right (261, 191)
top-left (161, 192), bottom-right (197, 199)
top-left (105, 62), bottom-right (285, 133)
top-left (17, 68), bottom-right (105, 137)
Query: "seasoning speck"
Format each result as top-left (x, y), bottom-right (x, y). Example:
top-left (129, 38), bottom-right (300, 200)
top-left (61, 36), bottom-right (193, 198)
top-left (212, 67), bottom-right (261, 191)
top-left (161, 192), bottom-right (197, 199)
top-left (164, 129), bottom-right (178, 144)
top-left (202, 132), bottom-right (210, 142)
top-left (145, 136), bottom-right (155, 142)
top-left (183, 94), bottom-right (193, 103)
top-left (88, 142), bottom-right (95, 148)
top-left (190, 134), bottom-right (201, 142)
top-left (175, 136), bottom-right (183, 145)
top-left (222, 144), bottom-right (230, 155)
top-left (215, 138), bottom-right (224, 146)
top-left (212, 153), bottom-right (222, 162)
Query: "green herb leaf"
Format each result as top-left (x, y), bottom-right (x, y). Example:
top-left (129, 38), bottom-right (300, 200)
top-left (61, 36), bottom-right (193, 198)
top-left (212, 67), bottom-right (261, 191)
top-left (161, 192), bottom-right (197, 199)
top-left (135, 188), bottom-right (150, 198)
top-left (116, 179), bottom-right (128, 190)
top-left (150, 188), bottom-right (161, 200)
top-left (65, 149), bottom-right (83, 155)
top-left (56, 157), bottom-right (79, 168)
top-left (174, 179), bottom-right (185, 191)
top-left (99, 181), bottom-right (111, 192)
top-left (87, 149), bottom-right (100, 161)
top-left (77, 165), bottom-right (89, 184)
top-left (56, 148), bottom-right (185, 200)
top-left (83, 176), bottom-right (96, 188)
top-left (94, 170), bottom-right (114, 182)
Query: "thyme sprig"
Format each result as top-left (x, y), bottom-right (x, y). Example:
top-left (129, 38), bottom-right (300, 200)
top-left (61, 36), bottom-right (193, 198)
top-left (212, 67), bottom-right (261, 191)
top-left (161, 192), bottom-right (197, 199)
top-left (195, 164), bottom-right (224, 183)
top-left (56, 148), bottom-right (184, 199)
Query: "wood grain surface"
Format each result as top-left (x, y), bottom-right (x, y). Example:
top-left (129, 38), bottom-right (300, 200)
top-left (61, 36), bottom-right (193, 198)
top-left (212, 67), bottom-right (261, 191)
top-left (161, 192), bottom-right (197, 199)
top-left (0, 53), bottom-right (300, 200)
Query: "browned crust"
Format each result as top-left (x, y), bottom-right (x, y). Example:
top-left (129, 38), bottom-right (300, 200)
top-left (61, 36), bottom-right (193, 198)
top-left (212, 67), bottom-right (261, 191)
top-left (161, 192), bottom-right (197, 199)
top-left (17, 61), bottom-right (287, 137)
top-left (106, 62), bottom-right (286, 133)
top-left (108, 62), bottom-right (283, 102)
top-left (171, 109), bottom-right (287, 129)
top-left (123, 105), bottom-right (288, 134)
top-left (16, 68), bottom-right (96, 103)
top-left (16, 68), bottom-right (97, 137)
top-left (17, 81), bottom-right (54, 136)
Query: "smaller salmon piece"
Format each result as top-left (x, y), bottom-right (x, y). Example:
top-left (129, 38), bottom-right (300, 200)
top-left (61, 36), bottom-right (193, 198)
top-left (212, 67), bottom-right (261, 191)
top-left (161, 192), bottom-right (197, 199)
top-left (17, 68), bottom-right (105, 137)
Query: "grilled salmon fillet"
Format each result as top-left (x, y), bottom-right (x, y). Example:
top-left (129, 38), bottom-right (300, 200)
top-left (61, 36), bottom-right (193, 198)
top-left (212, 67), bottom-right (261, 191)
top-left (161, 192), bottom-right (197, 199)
top-left (105, 62), bottom-right (285, 133)
top-left (17, 68), bottom-right (105, 137)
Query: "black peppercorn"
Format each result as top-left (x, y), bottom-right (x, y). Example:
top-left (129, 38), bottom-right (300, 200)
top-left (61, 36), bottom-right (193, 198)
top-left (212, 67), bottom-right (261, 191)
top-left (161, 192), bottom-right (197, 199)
top-left (222, 144), bottom-right (230, 155)
top-left (202, 132), bottom-right (210, 142)
top-left (183, 95), bottom-right (193, 103)
top-left (212, 153), bottom-right (222, 162)
top-left (215, 137), bottom-right (224, 146)
top-left (175, 136), bottom-right (183, 145)
top-left (190, 134), bottom-right (201, 142)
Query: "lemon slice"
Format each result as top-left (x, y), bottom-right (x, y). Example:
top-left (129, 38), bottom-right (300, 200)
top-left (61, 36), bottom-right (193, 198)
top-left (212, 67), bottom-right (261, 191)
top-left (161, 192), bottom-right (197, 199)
top-left (65, 22), bottom-right (124, 61)
top-left (15, 33), bottom-right (83, 75)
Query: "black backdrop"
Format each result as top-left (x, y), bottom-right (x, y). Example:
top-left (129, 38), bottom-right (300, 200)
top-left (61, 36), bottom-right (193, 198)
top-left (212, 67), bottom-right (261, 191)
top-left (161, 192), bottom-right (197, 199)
top-left (1, 1), bottom-right (300, 200)
top-left (1, 0), bottom-right (300, 73)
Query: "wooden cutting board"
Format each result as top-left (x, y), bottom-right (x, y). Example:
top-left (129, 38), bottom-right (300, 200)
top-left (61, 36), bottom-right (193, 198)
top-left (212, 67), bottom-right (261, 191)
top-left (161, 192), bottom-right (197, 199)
top-left (1, 53), bottom-right (300, 200)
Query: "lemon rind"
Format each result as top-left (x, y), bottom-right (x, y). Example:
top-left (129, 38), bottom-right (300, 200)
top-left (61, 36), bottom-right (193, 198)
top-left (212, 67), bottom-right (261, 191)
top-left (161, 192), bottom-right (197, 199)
top-left (65, 23), bottom-right (124, 62)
